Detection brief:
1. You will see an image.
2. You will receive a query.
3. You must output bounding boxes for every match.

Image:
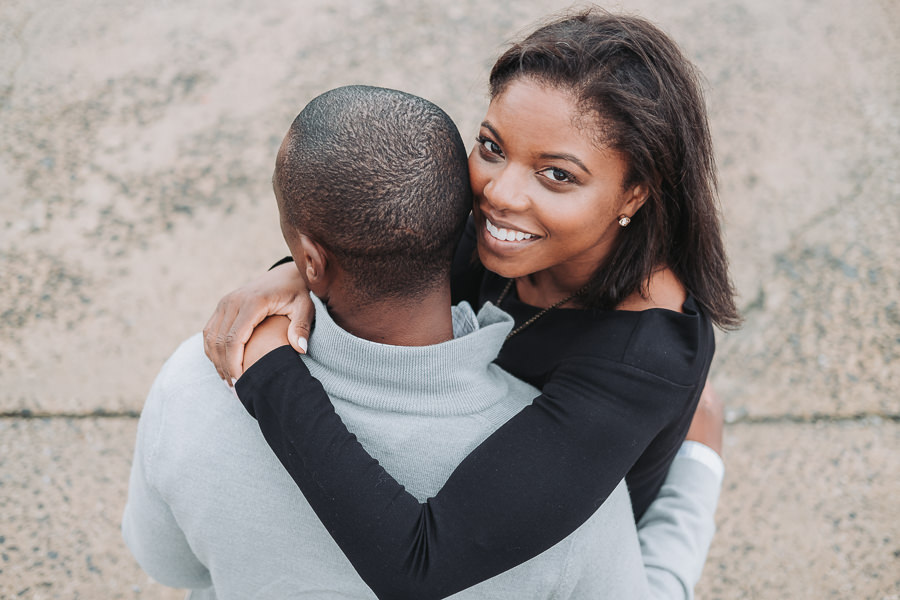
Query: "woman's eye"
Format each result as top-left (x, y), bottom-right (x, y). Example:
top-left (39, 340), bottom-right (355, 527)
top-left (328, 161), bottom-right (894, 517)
top-left (477, 137), bottom-right (502, 156)
top-left (539, 167), bottom-right (574, 183)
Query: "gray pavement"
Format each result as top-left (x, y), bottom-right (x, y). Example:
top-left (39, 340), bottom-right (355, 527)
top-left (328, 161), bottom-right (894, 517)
top-left (1, 0), bottom-right (898, 598)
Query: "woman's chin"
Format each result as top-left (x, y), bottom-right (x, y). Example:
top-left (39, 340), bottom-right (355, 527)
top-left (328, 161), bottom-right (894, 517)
top-left (476, 247), bottom-right (529, 279)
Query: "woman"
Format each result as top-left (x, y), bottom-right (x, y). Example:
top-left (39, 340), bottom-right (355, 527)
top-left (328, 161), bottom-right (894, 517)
top-left (206, 9), bottom-right (738, 599)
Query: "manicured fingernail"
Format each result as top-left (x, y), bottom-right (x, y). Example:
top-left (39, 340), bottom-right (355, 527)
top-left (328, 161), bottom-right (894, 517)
top-left (231, 377), bottom-right (237, 386)
top-left (297, 337), bottom-right (308, 354)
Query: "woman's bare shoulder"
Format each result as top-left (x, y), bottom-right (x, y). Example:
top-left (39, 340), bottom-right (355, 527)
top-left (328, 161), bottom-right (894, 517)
top-left (617, 267), bottom-right (687, 312)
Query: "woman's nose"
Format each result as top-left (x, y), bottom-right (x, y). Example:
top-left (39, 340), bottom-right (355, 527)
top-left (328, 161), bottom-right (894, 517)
top-left (482, 165), bottom-right (529, 213)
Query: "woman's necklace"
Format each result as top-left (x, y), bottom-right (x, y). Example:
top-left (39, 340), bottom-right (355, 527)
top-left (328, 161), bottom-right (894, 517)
top-left (496, 278), bottom-right (589, 340)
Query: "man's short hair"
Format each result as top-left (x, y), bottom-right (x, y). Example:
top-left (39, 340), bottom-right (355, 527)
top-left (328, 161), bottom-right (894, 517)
top-left (276, 85), bottom-right (471, 301)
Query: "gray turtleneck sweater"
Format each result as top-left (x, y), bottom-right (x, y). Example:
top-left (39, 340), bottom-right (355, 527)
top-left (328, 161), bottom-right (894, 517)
top-left (122, 298), bottom-right (722, 599)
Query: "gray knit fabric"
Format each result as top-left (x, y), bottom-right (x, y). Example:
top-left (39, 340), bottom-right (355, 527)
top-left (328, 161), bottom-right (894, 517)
top-left (123, 297), bottom-right (720, 599)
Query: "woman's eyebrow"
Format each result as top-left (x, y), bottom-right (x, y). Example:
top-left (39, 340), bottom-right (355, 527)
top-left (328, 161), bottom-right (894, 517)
top-left (538, 152), bottom-right (591, 175)
top-left (480, 121), bottom-right (504, 144)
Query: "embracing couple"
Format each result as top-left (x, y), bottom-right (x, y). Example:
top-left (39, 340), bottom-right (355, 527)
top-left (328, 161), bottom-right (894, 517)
top-left (123, 9), bottom-right (738, 600)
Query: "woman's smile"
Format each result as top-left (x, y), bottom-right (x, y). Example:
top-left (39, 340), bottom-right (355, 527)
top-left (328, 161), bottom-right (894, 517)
top-left (484, 217), bottom-right (538, 242)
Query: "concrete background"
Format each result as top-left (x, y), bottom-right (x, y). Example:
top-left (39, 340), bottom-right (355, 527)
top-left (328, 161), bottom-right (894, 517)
top-left (1, 0), bottom-right (897, 598)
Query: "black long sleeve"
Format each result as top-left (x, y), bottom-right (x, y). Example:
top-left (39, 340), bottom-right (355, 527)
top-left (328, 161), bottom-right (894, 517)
top-left (236, 341), bottom-right (704, 599)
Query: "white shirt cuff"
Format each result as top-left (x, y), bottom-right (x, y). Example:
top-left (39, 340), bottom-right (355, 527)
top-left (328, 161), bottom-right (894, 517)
top-left (677, 440), bottom-right (725, 483)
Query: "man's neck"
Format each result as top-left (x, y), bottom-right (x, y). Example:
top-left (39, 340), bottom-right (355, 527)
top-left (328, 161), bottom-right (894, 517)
top-left (324, 286), bottom-right (455, 347)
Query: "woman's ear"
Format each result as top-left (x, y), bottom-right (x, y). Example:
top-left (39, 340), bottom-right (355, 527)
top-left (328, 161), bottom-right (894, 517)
top-left (622, 182), bottom-right (650, 217)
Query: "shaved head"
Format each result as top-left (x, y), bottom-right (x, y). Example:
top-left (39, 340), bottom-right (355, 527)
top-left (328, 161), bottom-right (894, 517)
top-left (275, 85), bottom-right (471, 301)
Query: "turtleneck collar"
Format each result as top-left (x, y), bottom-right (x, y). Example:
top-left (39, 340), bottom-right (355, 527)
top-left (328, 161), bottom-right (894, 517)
top-left (303, 295), bottom-right (516, 416)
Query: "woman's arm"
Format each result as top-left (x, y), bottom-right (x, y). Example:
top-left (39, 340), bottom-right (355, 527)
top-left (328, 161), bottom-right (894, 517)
top-left (236, 333), bottom-right (692, 600)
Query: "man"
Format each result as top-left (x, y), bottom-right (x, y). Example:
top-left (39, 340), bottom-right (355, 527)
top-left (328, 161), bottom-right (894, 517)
top-left (122, 85), bottom-right (722, 599)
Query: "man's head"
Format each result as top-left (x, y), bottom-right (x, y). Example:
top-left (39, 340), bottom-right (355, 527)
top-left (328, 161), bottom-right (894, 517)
top-left (274, 85), bottom-right (471, 304)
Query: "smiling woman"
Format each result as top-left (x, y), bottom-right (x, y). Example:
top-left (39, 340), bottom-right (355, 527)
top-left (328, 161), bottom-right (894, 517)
top-left (204, 8), bottom-right (738, 599)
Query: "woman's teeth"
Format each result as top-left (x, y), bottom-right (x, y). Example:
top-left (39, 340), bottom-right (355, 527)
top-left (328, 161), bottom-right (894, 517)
top-left (486, 218), bottom-right (534, 242)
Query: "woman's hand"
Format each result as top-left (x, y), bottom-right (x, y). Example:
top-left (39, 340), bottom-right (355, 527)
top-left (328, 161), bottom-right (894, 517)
top-left (685, 383), bottom-right (724, 457)
top-left (203, 261), bottom-right (315, 384)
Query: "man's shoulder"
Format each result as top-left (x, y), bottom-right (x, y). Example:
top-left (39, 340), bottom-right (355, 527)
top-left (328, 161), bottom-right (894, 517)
top-left (140, 333), bottom-right (254, 468)
top-left (156, 333), bottom-right (222, 390)
top-left (145, 333), bottom-right (233, 421)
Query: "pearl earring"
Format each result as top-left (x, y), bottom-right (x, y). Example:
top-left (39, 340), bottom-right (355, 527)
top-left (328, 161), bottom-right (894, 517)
top-left (618, 215), bottom-right (631, 227)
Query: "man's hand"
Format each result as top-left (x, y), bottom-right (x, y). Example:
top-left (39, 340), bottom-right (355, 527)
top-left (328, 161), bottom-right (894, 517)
top-left (242, 316), bottom-right (292, 376)
top-left (685, 383), bottom-right (724, 457)
top-left (203, 261), bottom-right (315, 384)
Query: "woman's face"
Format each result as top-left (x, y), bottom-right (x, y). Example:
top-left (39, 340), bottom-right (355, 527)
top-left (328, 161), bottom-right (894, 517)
top-left (469, 78), bottom-right (646, 285)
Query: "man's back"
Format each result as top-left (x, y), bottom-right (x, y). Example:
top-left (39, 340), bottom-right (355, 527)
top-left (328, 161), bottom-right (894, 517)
top-left (123, 298), bottom-right (650, 599)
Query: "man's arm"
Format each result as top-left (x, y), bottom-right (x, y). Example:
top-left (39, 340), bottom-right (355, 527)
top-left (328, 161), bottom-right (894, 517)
top-left (637, 442), bottom-right (724, 599)
top-left (121, 373), bottom-right (212, 590)
top-left (636, 384), bottom-right (725, 599)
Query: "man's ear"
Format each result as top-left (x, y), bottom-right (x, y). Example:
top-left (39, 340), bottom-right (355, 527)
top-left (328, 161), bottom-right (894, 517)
top-left (295, 234), bottom-right (331, 289)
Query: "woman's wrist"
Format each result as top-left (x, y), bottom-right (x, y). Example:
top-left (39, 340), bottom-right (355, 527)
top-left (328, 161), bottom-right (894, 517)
top-left (242, 316), bottom-right (292, 372)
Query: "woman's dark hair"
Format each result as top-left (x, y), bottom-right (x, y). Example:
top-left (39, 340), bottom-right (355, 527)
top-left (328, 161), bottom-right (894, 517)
top-left (489, 9), bottom-right (741, 329)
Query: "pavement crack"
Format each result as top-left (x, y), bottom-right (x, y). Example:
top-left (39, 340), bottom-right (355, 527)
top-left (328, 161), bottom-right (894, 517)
top-left (1, 410), bottom-right (898, 425)
top-left (0, 409), bottom-right (141, 419)
top-left (727, 412), bottom-right (900, 425)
